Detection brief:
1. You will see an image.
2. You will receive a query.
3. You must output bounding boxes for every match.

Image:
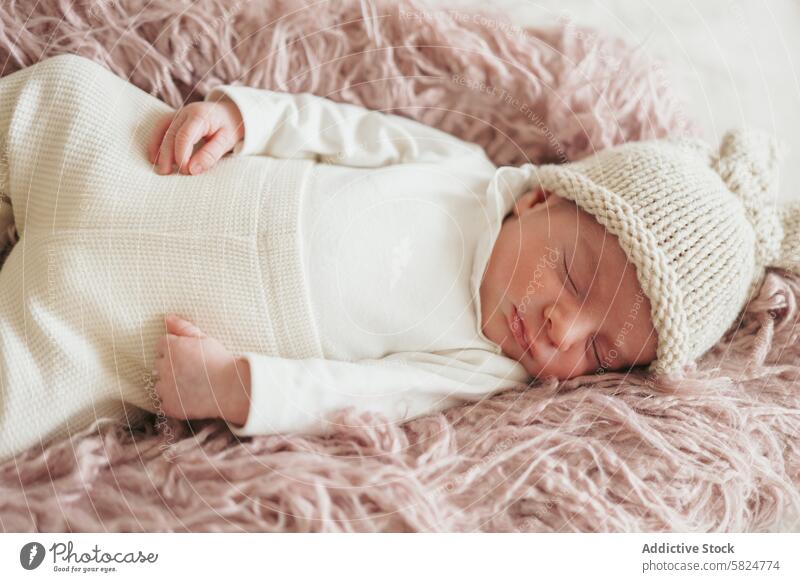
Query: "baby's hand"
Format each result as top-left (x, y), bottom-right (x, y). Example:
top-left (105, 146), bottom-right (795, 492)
top-left (152, 314), bottom-right (251, 426)
top-left (148, 99), bottom-right (244, 176)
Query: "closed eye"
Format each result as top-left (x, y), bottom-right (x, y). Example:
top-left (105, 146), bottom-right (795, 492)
top-left (562, 249), bottom-right (578, 295)
top-left (563, 246), bottom-right (603, 369)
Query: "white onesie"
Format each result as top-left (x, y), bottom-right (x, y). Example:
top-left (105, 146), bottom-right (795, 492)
top-left (204, 84), bottom-right (539, 436)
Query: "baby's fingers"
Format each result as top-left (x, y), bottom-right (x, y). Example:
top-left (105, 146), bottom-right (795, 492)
top-left (174, 114), bottom-right (211, 175)
top-left (156, 115), bottom-right (180, 175)
top-left (188, 128), bottom-right (236, 175)
top-left (148, 114), bottom-right (174, 166)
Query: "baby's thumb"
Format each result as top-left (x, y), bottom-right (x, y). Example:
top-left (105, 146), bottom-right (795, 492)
top-left (165, 314), bottom-right (207, 338)
top-left (188, 130), bottom-right (234, 175)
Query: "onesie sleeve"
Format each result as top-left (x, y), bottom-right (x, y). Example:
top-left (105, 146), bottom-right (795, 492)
top-left (226, 350), bottom-right (531, 437)
top-left (203, 85), bottom-right (492, 167)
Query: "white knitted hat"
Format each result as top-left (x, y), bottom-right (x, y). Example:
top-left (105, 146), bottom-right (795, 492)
top-left (532, 128), bottom-right (800, 376)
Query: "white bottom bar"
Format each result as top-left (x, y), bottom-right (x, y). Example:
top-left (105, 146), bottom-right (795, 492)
top-left (1, 533), bottom-right (798, 580)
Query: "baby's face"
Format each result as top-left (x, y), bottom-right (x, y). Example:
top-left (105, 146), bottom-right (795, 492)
top-left (479, 188), bottom-right (658, 381)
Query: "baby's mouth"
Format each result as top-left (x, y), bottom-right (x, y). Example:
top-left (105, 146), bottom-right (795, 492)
top-left (509, 305), bottom-right (533, 359)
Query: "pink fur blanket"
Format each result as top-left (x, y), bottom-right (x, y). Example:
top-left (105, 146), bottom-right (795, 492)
top-left (1, 0), bottom-right (798, 533)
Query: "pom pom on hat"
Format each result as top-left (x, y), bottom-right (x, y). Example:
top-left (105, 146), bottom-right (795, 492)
top-left (714, 129), bottom-right (787, 286)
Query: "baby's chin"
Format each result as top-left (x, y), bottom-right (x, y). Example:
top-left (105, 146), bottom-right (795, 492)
top-left (514, 352), bottom-right (573, 383)
top-left (521, 361), bottom-right (557, 382)
top-left (497, 342), bottom-right (552, 382)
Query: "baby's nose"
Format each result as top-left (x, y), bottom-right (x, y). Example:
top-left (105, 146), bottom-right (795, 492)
top-left (544, 306), bottom-right (592, 352)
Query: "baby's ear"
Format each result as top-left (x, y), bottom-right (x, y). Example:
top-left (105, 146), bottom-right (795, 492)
top-left (511, 188), bottom-right (553, 217)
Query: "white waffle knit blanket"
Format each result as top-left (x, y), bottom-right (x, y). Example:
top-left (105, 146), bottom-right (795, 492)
top-left (0, 54), bottom-right (319, 461)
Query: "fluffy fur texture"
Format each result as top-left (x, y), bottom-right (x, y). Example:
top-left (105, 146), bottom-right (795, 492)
top-left (0, 0), bottom-right (798, 532)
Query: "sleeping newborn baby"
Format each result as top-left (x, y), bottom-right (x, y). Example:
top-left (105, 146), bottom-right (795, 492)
top-left (0, 54), bottom-right (797, 461)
